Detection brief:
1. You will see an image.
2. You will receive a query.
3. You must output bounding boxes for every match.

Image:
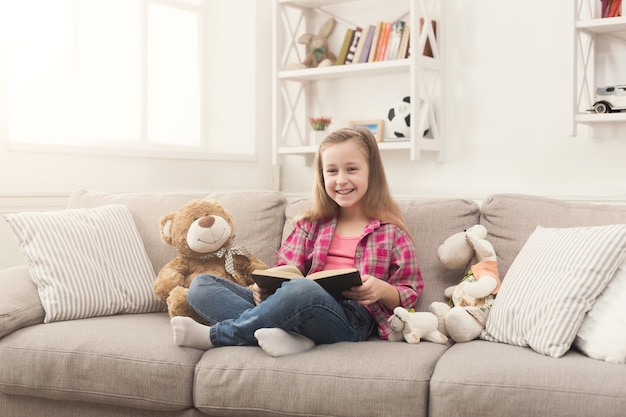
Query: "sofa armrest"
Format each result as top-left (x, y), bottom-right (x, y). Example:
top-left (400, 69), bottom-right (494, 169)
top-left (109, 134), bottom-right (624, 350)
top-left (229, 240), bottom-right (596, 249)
top-left (0, 265), bottom-right (45, 338)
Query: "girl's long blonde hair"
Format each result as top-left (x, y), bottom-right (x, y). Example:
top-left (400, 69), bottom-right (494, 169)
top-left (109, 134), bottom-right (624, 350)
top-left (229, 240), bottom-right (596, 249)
top-left (300, 128), bottom-right (412, 240)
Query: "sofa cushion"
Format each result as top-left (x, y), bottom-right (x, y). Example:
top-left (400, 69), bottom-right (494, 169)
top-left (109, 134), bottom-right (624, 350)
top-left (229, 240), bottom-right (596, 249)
top-left (284, 198), bottom-right (481, 311)
top-left (0, 313), bottom-right (204, 411)
top-left (67, 189), bottom-right (288, 275)
top-left (0, 394), bottom-right (199, 417)
top-left (67, 189), bottom-right (209, 275)
top-left (193, 339), bottom-right (448, 417)
top-left (481, 224), bottom-right (626, 358)
top-left (207, 191), bottom-right (288, 267)
top-left (480, 193), bottom-right (626, 278)
top-left (0, 266), bottom-right (45, 338)
top-left (575, 255), bottom-right (626, 363)
top-left (399, 199), bottom-right (481, 310)
top-left (5, 205), bottom-right (163, 323)
top-left (430, 340), bottom-right (626, 417)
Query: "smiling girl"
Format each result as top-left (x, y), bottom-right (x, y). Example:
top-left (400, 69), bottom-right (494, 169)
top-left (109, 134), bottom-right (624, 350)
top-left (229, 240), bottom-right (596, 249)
top-left (171, 128), bottom-right (423, 356)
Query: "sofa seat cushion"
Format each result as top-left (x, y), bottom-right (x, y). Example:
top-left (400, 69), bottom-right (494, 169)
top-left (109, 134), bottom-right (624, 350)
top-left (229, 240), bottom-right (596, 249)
top-left (429, 340), bottom-right (626, 417)
top-left (0, 393), bottom-right (204, 417)
top-left (193, 339), bottom-right (449, 417)
top-left (0, 313), bottom-right (204, 412)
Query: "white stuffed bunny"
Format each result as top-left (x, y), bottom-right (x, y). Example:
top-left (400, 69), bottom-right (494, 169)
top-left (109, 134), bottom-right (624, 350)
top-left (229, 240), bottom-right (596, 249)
top-left (429, 225), bottom-right (501, 343)
top-left (388, 307), bottom-right (448, 344)
top-left (288, 18), bottom-right (337, 69)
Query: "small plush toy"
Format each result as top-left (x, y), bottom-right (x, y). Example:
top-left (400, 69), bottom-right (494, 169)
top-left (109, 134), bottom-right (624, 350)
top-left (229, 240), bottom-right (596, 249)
top-left (289, 17), bottom-right (337, 69)
top-left (429, 225), bottom-right (501, 343)
top-left (387, 306), bottom-right (448, 344)
top-left (153, 199), bottom-right (268, 322)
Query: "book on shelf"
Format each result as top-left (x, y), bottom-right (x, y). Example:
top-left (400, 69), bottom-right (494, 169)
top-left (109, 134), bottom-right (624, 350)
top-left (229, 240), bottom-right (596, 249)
top-left (601, 0), bottom-right (622, 18)
top-left (358, 24), bottom-right (376, 63)
top-left (397, 23), bottom-right (410, 59)
top-left (336, 28), bottom-right (355, 65)
top-left (344, 26), bottom-right (363, 64)
top-left (375, 22), bottom-right (392, 62)
top-left (353, 25), bottom-right (371, 63)
top-left (385, 20), bottom-right (405, 60)
top-left (367, 23), bottom-right (383, 63)
top-left (251, 265), bottom-right (362, 301)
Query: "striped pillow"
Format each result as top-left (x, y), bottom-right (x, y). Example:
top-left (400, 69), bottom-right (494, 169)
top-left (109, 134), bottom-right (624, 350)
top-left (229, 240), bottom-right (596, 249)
top-left (5, 204), bottom-right (163, 323)
top-left (481, 224), bottom-right (626, 358)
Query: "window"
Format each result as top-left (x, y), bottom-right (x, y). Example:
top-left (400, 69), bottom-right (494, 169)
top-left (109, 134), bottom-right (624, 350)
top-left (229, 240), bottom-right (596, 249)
top-left (1, 0), bottom-right (248, 158)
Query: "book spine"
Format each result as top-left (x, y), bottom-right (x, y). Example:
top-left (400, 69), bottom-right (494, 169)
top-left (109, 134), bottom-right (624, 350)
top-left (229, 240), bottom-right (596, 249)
top-left (367, 23), bottom-right (382, 63)
top-left (386, 20), bottom-right (404, 60)
top-left (609, 0), bottom-right (622, 17)
top-left (344, 26), bottom-right (362, 64)
top-left (601, 0), bottom-right (622, 17)
top-left (353, 25), bottom-right (370, 64)
top-left (335, 28), bottom-right (355, 65)
top-left (375, 22), bottom-right (391, 62)
top-left (397, 23), bottom-right (410, 59)
top-left (358, 25), bottom-right (376, 63)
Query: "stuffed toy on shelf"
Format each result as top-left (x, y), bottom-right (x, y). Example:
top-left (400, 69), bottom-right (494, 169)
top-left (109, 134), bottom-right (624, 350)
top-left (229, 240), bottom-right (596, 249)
top-left (288, 17), bottom-right (337, 69)
top-left (429, 225), bottom-right (501, 343)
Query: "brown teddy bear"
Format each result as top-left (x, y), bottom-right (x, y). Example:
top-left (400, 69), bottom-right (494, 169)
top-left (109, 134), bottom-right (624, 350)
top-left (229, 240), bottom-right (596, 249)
top-left (153, 199), bottom-right (268, 323)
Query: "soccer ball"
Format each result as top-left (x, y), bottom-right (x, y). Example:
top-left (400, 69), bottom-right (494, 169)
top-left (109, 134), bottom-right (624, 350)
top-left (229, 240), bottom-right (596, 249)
top-left (386, 96), bottom-right (429, 138)
top-left (387, 96), bottom-right (411, 138)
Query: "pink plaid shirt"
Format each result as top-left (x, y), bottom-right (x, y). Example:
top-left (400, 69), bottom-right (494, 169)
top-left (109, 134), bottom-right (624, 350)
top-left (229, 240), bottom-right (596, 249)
top-left (276, 214), bottom-right (423, 339)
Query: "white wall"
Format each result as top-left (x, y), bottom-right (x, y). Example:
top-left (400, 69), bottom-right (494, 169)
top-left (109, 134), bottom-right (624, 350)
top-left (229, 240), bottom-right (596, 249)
top-left (280, 0), bottom-right (626, 199)
top-left (2, 0), bottom-right (626, 269)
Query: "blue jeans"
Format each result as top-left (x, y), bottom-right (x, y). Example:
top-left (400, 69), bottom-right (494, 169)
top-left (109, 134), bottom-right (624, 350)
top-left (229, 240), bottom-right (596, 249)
top-left (187, 274), bottom-right (375, 347)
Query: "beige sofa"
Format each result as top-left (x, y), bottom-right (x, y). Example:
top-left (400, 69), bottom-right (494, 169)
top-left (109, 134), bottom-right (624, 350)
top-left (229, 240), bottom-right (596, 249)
top-left (1, 189), bottom-right (625, 417)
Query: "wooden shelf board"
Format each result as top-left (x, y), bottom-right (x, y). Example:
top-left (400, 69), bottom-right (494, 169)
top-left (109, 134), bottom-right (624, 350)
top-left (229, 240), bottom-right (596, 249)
top-left (575, 112), bottom-right (626, 123)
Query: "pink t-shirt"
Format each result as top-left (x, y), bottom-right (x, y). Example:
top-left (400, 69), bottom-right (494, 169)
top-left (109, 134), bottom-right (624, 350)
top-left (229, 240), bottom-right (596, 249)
top-left (324, 234), bottom-right (359, 270)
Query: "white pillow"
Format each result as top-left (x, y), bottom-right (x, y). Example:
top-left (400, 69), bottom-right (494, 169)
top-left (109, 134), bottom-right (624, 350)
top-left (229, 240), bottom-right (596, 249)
top-left (575, 256), bottom-right (626, 363)
top-left (481, 224), bottom-right (626, 358)
top-left (5, 204), bottom-right (164, 323)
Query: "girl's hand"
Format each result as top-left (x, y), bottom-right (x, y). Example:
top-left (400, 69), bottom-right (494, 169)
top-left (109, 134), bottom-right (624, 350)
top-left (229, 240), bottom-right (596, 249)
top-left (343, 274), bottom-right (400, 308)
top-left (252, 283), bottom-right (271, 305)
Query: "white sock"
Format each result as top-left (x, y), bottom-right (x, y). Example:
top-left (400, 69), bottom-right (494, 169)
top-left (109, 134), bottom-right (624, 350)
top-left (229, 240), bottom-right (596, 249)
top-left (171, 316), bottom-right (213, 350)
top-left (254, 328), bottom-right (315, 357)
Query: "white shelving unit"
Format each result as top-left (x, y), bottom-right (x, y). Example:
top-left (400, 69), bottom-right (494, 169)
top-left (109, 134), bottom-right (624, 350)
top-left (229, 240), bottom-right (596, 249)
top-left (572, 0), bottom-right (626, 135)
top-left (271, 0), bottom-right (444, 188)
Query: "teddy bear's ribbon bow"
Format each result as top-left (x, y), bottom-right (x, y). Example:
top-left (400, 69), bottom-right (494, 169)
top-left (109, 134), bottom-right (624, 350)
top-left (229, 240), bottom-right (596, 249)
top-left (209, 245), bottom-right (250, 279)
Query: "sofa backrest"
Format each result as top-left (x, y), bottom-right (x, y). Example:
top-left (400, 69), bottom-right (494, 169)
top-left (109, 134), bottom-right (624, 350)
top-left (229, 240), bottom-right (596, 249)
top-left (481, 193), bottom-right (626, 278)
top-left (283, 197), bottom-right (482, 311)
top-left (206, 191), bottom-right (287, 268)
top-left (67, 189), bottom-right (287, 274)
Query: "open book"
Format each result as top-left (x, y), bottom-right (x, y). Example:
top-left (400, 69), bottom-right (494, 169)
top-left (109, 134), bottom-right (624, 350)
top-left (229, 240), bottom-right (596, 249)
top-left (251, 265), bottom-right (362, 301)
